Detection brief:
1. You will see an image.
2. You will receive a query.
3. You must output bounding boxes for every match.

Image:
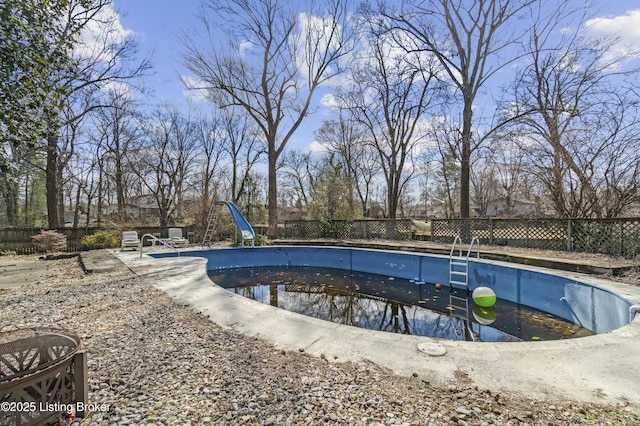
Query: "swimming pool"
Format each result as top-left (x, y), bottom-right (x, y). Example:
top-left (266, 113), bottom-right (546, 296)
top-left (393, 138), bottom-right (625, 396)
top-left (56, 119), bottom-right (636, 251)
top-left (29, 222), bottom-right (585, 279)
top-left (131, 245), bottom-right (640, 407)
top-left (209, 265), bottom-right (594, 341)
top-left (154, 245), bottom-right (634, 335)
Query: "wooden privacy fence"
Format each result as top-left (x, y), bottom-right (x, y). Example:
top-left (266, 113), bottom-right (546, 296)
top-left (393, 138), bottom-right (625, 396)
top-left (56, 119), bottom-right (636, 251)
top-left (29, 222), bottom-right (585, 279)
top-left (0, 226), bottom-right (197, 255)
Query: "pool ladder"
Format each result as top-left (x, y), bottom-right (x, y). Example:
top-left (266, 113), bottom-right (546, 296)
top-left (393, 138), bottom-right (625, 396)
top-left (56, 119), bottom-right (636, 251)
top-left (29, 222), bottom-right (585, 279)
top-left (449, 236), bottom-right (479, 290)
top-left (448, 236), bottom-right (480, 341)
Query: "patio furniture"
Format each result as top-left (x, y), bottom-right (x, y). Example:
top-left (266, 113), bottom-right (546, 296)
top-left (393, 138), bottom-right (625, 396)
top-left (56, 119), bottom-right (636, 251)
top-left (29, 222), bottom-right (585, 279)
top-left (121, 231), bottom-right (140, 251)
top-left (168, 228), bottom-right (189, 247)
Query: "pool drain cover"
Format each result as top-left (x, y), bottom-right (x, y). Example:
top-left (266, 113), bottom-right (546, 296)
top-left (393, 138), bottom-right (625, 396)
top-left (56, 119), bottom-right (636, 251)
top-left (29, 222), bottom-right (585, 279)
top-left (417, 341), bottom-right (446, 356)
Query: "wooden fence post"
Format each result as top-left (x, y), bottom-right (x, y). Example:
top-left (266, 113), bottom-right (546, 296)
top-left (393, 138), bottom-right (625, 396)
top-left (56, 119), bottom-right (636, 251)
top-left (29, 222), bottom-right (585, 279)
top-left (489, 218), bottom-right (494, 244)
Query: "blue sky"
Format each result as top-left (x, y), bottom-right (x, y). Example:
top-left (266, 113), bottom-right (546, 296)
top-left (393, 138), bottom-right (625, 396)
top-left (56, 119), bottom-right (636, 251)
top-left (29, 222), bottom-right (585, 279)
top-left (116, 0), bottom-right (201, 105)
top-left (114, 1), bottom-right (640, 152)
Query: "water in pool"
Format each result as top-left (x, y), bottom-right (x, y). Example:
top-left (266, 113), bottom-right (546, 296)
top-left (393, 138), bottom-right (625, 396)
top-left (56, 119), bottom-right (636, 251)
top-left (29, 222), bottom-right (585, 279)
top-left (209, 266), bottom-right (593, 342)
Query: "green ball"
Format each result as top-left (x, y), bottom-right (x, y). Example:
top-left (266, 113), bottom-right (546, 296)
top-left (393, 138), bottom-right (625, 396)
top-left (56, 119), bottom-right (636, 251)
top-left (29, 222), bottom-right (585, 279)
top-left (472, 286), bottom-right (496, 308)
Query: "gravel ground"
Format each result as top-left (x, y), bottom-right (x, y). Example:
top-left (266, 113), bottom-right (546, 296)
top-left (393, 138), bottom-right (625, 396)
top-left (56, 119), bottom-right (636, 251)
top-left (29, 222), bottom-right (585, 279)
top-left (1, 255), bottom-right (639, 426)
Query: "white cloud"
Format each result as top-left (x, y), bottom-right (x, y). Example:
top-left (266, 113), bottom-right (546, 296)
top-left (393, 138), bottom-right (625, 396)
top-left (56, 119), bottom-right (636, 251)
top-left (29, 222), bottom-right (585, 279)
top-left (75, 3), bottom-right (135, 61)
top-left (238, 40), bottom-right (254, 58)
top-left (586, 9), bottom-right (640, 51)
top-left (304, 140), bottom-right (328, 156)
top-left (101, 80), bottom-right (133, 99)
top-left (294, 11), bottom-right (354, 89)
top-left (181, 76), bottom-right (211, 103)
top-left (320, 93), bottom-right (338, 108)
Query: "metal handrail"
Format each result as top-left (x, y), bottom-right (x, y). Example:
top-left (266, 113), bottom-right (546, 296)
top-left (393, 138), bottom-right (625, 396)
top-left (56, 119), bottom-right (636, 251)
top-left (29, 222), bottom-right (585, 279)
top-left (449, 236), bottom-right (480, 261)
top-left (630, 304), bottom-right (640, 323)
top-left (467, 237), bottom-right (480, 260)
top-left (449, 235), bottom-right (463, 258)
top-left (140, 233), bottom-right (180, 258)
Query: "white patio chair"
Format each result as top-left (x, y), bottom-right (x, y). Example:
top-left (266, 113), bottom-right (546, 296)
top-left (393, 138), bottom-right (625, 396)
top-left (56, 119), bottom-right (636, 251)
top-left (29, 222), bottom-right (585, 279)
top-left (121, 231), bottom-right (140, 251)
top-left (168, 228), bottom-right (189, 247)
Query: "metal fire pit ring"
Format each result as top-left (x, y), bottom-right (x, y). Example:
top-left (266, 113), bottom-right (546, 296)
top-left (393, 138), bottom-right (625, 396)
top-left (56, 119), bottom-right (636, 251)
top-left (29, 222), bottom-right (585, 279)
top-left (0, 327), bottom-right (87, 426)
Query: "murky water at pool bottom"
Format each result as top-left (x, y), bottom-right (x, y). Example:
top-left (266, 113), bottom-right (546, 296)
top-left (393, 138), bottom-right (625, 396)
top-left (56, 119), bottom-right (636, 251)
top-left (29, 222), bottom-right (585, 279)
top-left (208, 266), bottom-right (593, 342)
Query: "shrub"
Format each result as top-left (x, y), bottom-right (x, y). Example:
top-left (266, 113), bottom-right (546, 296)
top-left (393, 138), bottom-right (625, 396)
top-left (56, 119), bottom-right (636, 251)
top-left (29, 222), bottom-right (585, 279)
top-left (254, 234), bottom-right (270, 246)
top-left (231, 233), bottom-right (270, 247)
top-left (82, 230), bottom-right (121, 249)
top-left (31, 230), bottom-right (68, 253)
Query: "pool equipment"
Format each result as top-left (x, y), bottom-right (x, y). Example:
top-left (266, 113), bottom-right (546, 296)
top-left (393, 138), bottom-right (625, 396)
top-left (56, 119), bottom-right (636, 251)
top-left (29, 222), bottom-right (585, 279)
top-left (449, 236), bottom-right (479, 289)
top-left (202, 200), bottom-right (256, 247)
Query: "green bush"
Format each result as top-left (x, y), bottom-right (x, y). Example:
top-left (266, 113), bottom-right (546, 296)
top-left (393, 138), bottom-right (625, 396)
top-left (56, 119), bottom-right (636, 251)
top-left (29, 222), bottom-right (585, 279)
top-left (82, 230), bottom-right (121, 249)
top-left (231, 233), bottom-right (270, 247)
top-left (31, 230), bottom-right (68, 253)
top-left (254, 234), bottom-right (270, 246)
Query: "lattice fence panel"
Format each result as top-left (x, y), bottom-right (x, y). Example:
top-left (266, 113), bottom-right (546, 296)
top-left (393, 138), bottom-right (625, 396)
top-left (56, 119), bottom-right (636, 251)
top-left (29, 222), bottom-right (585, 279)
top-left (572, 219), bottom-right (640, 257)
top-left (491, 219), bottom-right (567, 250)
top-left (430, 220), bottom-right (461, 243)
top-left (431, 219), bottom-right (568, 249)
top-left (284, 220), bottom-right (412, 240)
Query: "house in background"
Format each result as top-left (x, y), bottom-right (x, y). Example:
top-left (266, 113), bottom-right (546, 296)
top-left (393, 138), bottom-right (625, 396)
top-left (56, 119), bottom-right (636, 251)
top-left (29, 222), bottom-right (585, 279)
top-left (103, 194), bottom-right (160, 222)
top-left (484, 197), bottom-right (537, 217)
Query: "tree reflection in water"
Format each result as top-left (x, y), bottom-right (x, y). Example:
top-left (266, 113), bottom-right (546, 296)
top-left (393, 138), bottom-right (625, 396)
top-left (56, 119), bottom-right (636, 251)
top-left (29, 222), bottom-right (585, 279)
top-left (209, 266), bottom-right (593, 342)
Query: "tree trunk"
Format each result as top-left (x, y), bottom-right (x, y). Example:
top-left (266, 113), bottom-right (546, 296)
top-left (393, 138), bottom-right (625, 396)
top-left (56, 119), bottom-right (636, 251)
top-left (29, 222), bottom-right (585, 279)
top-left (46, 135), bottom-right (60, 229)
top-left (57, 161), bottom-right (65, 226)
top-left (115, 156), bottom-right (125, 221)
top-left (267, 148), bottom-right (279, 238)
top-left (460, 99), bottom-right (472, 219)
top-left (96, 159), bottom-right (104, 227)
top-left (1, 176), bottom-right (18, 227)
top-left (73, 184), bottom-right (82, 229)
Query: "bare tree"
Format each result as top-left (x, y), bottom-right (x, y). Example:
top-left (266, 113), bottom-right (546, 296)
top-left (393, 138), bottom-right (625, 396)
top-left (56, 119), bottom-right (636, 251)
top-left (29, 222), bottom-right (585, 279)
top-left (218, 107), bottom-right (264, 207)
top-left (182, 0), bottom-right (355, 237)
top-left (470, 156), bottom-right (497, 217)
top-left (191, 112), bottom-right (226, 230)
top-left (428, 115), bottom-right (463, 218)
top-left (44, 0), bottom-right (151, 228)
top-left (90, 89), bottom-right (142, 222)
top-left (280, 149), bottom-right (316, 211)
top-left (491, 139), bottom-right (525, 214)
top-left (315, 110), bottom-right (380, 217)
top-left (507, 4), bottom-right (640, 217)
top-left (383, 0), bottom-right (535, 220)
top-left (133, 106), bottom-right (198, 227)
top-left (340, 16), bottom-right (443, 218)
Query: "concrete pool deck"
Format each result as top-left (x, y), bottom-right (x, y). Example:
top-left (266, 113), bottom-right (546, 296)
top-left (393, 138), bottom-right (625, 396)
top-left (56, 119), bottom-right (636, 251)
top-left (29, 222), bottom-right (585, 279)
top-left (101, 246), bottom-right (640, 411)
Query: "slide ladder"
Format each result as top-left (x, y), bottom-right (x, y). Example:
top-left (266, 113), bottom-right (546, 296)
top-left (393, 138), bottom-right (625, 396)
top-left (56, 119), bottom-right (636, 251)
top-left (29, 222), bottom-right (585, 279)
top-left (202, 200), bottom-right (256, 247)
top-left (202, 204), bottom-right (220, 247)
top-left (449, 236), bottom-right (479, 290)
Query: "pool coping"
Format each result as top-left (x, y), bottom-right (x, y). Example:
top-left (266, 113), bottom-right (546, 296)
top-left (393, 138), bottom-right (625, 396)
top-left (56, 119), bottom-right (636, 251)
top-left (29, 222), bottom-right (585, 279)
top-left (111, 246), bottom-right (640, 411)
